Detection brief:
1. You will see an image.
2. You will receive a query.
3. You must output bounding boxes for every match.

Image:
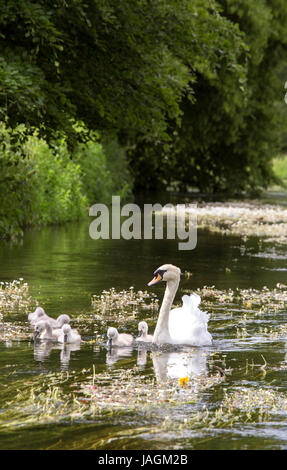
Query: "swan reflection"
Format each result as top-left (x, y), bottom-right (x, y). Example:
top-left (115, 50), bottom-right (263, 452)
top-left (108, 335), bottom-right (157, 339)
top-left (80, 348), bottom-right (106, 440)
top-left (60, 343), bottom-right (81, 370)
top-left (106, 346), bottom-right (134, 366)
top-left (137, 348), bottom-right (148, 367)
top-left (33, 341), bottom-right (80, 369)
top-left (152, 348), bottom-right (208, 382)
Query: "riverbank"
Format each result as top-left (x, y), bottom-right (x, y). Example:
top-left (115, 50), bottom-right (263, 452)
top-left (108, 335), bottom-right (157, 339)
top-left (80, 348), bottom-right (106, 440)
top-left (0, 122), bottom-right (133, 241)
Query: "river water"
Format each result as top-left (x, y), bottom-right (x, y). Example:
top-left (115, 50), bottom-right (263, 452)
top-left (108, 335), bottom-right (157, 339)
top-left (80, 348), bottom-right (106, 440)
top-left (0, 194), bottom-right (287, 449)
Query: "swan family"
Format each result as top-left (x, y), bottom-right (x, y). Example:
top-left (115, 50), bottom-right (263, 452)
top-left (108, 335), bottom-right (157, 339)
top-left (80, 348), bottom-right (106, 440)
top-left (106, 263), bottom-right (212, 348)
top-left (28, 263), bottom-right (213, 349)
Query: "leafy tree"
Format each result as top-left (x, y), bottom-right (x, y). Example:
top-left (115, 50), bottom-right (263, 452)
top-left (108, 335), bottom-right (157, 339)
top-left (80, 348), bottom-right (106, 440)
top-left (0, 0), bottom-right (192, 139)
top-left (129, 0), bottom-right (287, 194)
top-left (1, 0), bottom-right (286, 197)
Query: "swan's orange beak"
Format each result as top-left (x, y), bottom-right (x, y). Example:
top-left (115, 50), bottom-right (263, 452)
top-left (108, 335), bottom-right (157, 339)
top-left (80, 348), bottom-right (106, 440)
top-left (147, 273), bottom-right (162, 286)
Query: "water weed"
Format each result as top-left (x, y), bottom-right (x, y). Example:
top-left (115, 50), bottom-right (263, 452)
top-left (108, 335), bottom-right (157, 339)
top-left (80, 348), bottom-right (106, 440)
top-left (0, 279), bottom-right (35, 313)
top-left (167, 202), bottom-right (287, 244)
top-left (91, 287), bottom-right (159, 316)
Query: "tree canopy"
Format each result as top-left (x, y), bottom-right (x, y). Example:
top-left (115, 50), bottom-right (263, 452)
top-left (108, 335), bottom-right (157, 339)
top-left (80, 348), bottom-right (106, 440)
top-left (0, 0), bottom-right (287, 194)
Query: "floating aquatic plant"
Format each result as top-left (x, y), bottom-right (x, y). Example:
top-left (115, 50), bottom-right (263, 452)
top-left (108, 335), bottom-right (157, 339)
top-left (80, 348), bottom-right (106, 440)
top-left (78, 367), bottom-right (224, 412)
top-left (91, 287), bottom-right (159, 316)
top-left (168, 386), bottom-right (287, 431)
top-left (0, 365), bottom-right (225, 430)
top-left (0, 279), bottom-right (36, 313)
top-left (164, 202), bottom-right (287, 244)
top-left (0, 320), bottom-right (32, 342)
top-left (186, 284), bottom-right (287, 317)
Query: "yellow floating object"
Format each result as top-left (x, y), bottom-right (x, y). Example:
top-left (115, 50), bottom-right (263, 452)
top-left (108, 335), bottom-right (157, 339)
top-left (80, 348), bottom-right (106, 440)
top-left (179, 376), bottom-right (189, 386)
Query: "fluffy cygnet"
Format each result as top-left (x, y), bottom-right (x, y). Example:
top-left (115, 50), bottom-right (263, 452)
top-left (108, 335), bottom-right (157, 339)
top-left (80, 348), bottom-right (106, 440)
top-left (136, 321), bottom-right (153, 343)
top-left (57, 324), bottom-right (81, 344)
top-left (107, 327), bottom-right (133, 347)
top-left (28, 307), bottom-right (70, 329)
top-left (53, 314), bottom-right (71, 328)
top-left (28, 307), bottom-right (48, 326)
top-left (33, 320), bottom-right (61, 342)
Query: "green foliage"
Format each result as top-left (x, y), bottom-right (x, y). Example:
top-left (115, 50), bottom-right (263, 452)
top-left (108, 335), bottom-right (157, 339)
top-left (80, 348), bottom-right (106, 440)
top-left (128, 0), bottom-right (287, 194)
top-left (23, 134), bottom-right (87, 225)
top-left (73, 135), bottom-right (133, 205)
top-left (0, 122), bottom-right (86, 239)
top-left (0, 122), bottom-right (134, 240)
top-left (273, 154), bottom-right (287, 185)
top-left (101, 137), bottom-right (134, 202)
top-left (1, 0), bottom-right (287, 201)
top-left (0, 0), bottom-right (195, 139)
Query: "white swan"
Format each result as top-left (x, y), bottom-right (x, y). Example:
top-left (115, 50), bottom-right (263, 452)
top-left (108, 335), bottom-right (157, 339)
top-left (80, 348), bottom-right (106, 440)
top-left (148, 264), bottom-right (213, 346)
top-left (136, 321), bottom-right (153, 343)
top-left (107, 327), bottom-right (133, 347)
top-left (57, 324), bottom-right (81, 344)
top-left (33, 320), bottom-right (61, 342)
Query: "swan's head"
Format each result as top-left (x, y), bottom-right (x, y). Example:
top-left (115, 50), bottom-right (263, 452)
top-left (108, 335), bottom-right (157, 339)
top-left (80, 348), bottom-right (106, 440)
top-left (62, 324), bottom-right (71, 342)
top-left (147, 264), bottom-right (181, 286)
top-left (138, 321), bottom-right (148, 336)
top-left (56, 314), bottom-right (71, 327)
top-left (34, 320), bottom-right (49, 341)
top-left (107, 327), bottom-right (118, 347)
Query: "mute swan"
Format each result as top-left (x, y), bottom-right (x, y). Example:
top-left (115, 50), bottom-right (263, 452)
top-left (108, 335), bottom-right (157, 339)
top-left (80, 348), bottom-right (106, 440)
top-left (107, 327), bottom-right (133, 347)
top-left (57, 324), bottom-right (81, 344)
top-left (147, 264), bottom-right (213, 346)
top-left (136, 321), bottom-right (153, 343)
top-left (33, 320), bottom-right (61, 342)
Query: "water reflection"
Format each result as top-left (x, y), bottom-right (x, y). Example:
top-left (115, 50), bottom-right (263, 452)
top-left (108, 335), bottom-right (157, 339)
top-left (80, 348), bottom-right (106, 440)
top-left (137, 349), bottom-right (148, 367)
top-left (152, 348), bottom-right (208, 382)
top-left (60, 344), bottom-right (81, 370)
top-left (106, 346), bottom-right (134, 366)
top-left (34, 341), bottom-right (81, 370)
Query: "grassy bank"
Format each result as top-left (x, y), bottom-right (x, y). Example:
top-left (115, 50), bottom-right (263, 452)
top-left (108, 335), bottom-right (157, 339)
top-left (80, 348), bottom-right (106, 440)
top-left (0, 122), bottom-right (133, 240)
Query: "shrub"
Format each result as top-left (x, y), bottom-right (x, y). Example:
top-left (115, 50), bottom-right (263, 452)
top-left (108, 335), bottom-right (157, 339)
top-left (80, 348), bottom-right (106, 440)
top-left (73, 135), bottom-right (133, 205)
top-left (0, 122), bottom-right (134, 240)
top-left (0, 122), bottom-right (87, 239)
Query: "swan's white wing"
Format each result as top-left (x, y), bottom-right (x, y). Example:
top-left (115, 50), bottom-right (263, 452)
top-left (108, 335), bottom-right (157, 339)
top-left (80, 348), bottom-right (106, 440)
top-left (182, 293), bottom-right (201, 310)
top-left (168, 294), bottom-right (212, 346)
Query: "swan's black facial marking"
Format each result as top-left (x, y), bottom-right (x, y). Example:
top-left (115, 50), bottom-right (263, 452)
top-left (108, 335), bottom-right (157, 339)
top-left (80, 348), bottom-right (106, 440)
top-left (154, 269), bottom-right (167, 278)
top-left (147, 268), bottom-right (167, 286)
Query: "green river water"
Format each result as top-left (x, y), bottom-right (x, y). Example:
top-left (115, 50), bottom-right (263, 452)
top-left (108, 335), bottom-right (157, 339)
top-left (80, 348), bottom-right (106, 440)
top-left (1, 194), bottom-right (287, 450)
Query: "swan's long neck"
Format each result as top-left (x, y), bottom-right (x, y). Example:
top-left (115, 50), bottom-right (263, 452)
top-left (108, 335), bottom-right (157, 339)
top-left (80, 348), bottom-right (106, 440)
top-left (153, 277), bottom-right (179, 344)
